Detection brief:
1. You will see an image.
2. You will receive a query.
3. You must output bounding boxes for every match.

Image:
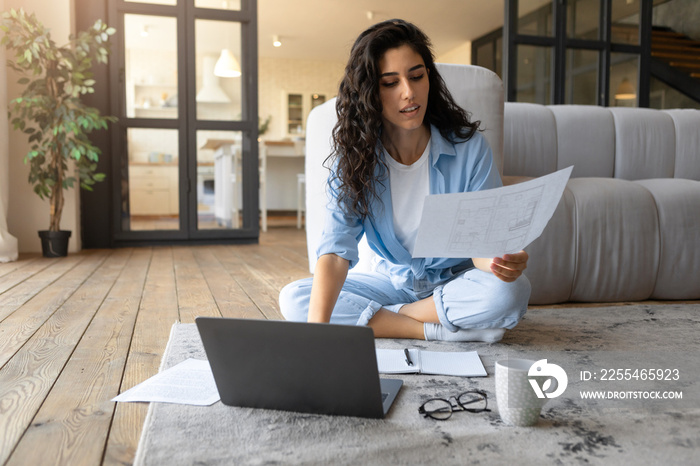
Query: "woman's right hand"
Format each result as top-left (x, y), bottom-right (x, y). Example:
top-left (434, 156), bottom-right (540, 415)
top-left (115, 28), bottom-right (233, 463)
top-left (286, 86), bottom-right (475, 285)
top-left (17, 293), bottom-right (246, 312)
top-left (473, 251), bottom-right (528, 283)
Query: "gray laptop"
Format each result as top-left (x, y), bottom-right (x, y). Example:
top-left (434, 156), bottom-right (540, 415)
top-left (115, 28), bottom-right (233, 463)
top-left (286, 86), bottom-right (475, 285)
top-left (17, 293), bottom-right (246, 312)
top-left (195, 317), bottom-right (403, 419)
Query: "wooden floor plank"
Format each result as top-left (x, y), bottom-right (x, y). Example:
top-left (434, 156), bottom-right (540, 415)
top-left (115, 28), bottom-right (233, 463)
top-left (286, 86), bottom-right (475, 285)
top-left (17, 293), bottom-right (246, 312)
top-left (0, 252), bottom-right (91, 323)
top-left (0, 256), bottom-right (59, 295)
top-left (172, 247), bottom-right (222, 323)
top-left (104, 247), bottom-right (180, 465)
top-left (264, 227), bottom-right (309, 263)
top-left (0, 251), bottom-right (109, 368)
top-left (215, 245), bottom-right (285, 320)
top-left (7, 249), bottom-right (150, 466)
top-left (233, 241), bottom-right (310, 292)
top-left (0, 255), bottom-right (40, 280)
top-left (193, 246), bottom-right (266, 320)
top-left (217, 228), bottom-right (310, 321)
top-left (228, 241), bottom-right (310, 320)
top-left (0, 249), bottom-right (131, 465)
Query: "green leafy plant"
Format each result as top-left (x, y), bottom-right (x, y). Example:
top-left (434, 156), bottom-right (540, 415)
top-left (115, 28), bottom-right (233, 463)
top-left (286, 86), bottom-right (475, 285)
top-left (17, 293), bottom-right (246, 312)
top-left (1, 8), bottom-right (116, 231)
top-left (258, 115), bottom-right (271, 136)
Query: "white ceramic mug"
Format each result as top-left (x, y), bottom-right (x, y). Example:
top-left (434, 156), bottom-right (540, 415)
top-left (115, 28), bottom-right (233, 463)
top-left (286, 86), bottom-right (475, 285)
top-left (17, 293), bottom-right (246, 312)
top-left (495, 358), bottom-right (557, 426)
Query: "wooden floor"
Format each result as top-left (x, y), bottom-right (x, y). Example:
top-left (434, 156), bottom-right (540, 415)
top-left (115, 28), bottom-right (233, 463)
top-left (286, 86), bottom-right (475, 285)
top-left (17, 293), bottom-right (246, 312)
top-left (0, 226), bottom-right (311, 466)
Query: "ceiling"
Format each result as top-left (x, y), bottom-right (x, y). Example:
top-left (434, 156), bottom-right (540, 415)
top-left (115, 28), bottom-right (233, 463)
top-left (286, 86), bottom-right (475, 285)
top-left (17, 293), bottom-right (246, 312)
top-left (257, 0), bottom-right (511, 62)
top-left (125, 1), bottom-right (556, 60)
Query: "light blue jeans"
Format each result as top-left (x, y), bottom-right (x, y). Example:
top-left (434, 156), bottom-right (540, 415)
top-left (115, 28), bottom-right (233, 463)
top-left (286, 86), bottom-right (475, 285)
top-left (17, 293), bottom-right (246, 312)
top-left (279, 268), bottom-right (531, 331)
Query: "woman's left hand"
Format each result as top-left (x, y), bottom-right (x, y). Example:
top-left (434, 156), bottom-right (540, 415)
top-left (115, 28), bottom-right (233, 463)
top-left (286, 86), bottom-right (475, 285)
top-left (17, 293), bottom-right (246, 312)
top-left (489, 250), bottom-right (529, 283)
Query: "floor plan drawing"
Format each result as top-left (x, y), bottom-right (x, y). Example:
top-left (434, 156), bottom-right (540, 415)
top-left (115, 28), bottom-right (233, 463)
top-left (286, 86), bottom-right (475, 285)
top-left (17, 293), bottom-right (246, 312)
top-left (412, 166), bottom-right (572, 258)
top-left (447, 185), bottom-right (544, 255)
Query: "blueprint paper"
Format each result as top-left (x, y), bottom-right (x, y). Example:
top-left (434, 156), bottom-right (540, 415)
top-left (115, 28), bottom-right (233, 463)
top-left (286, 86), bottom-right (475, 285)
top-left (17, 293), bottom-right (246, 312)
top-left (412, 166), bottom-right (573, 258)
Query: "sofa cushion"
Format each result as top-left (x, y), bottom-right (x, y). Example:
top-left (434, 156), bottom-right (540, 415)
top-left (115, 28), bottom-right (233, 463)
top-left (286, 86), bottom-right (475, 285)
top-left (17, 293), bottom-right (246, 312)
top-left (568, 178), bottom-right (659, 302)
top-left (635, 179), bottom-right (700, 299)
top-left (503, 103), bottom-right (557, 178)
top-left (523, 186), bottom-right (576, 304)
top-left (609, 108), bottom-right (676, 180)
top-left (436, 64), bottom-right (504, 174)
top-left (549, 105), bottom-right (615, 178)
top-left (663, 109), bottom-right (700, 181)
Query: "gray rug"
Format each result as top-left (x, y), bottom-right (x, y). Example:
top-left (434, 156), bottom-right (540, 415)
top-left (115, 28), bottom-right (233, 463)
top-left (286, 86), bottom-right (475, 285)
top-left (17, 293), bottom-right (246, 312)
top-left (134, 304), bottom-right (700, 465)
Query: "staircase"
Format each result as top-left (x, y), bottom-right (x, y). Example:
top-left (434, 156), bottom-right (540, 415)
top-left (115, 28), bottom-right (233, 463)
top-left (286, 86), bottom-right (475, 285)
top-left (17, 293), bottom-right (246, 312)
top-left (650, 26), bottom-right (700, 102)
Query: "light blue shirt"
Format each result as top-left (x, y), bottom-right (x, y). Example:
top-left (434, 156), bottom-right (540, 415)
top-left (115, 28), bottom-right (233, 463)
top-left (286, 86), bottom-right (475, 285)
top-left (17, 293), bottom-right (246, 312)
top-left (317, 125), bottom-right (502, 296)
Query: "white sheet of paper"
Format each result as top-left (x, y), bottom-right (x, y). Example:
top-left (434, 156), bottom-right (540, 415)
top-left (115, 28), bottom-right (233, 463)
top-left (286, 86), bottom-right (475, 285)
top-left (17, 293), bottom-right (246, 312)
top-left (376, 348), bottom-right (420, 373)
top-left (112, 358), bottom-right (220, 406)
top-left (412, 166), bottom-right (573, 258)
top-left (376, 348), bottom-right (487, 377)
top-left (418, 351), bottom-right (487, 377)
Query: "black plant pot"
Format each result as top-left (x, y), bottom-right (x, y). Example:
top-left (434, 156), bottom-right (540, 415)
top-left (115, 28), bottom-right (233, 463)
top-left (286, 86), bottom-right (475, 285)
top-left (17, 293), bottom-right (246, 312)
top-left (38, 230), bottom-right (72, 258)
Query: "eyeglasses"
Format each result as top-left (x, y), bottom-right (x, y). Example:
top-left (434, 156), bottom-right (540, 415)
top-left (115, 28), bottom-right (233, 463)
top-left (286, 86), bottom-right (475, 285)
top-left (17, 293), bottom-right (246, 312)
top-left (418, 390), bottom-right (490, 420)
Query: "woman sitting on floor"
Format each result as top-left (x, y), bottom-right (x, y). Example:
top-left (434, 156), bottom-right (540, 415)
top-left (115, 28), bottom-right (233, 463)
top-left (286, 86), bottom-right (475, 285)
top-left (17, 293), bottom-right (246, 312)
top-left (279, 19), bottom-right (531, 342)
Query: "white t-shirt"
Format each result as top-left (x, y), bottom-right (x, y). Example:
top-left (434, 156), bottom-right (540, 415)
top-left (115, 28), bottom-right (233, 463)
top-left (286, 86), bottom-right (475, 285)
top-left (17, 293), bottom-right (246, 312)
top-left (384, 138), bottom-right (431, 254)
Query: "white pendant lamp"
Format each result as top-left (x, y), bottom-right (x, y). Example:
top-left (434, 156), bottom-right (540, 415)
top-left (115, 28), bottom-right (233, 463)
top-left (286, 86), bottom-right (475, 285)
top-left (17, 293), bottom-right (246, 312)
top-left (214, 49), bottom-right (242, 78)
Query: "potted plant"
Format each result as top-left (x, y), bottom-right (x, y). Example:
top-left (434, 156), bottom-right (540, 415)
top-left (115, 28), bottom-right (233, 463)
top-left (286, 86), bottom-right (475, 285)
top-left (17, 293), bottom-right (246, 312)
top-left (1, 8), bottom-right (116, 257)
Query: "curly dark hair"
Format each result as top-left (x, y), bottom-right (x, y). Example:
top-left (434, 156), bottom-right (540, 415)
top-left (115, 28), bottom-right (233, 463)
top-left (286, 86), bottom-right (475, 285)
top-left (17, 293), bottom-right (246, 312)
top-left (328, 19), bottom-right (480, 220)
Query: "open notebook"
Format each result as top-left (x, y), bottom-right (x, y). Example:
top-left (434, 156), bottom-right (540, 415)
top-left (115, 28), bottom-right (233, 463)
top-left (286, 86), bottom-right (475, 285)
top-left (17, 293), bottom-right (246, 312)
top-left (376, 349), bottom-right (487, 377)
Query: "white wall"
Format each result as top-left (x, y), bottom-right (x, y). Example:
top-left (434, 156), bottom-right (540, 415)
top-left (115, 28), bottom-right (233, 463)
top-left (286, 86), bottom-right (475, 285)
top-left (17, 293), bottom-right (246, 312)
top-left (258, 57), bottom-right (343, 210)
top-left (258, 57), bottom-right (344, 140)
top-left (0, 0), bottom-right (8, 208)
top-left (5, 0), bottom-right (81, 253)
top-left (437, 41), bottom-right (472, 65)
top-left (0, 0), bottom-right (18, 262)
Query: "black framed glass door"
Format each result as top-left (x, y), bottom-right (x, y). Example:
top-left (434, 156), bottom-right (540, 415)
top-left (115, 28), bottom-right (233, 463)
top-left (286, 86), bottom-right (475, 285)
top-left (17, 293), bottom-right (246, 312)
top-left (108, 0), bottom-right (258, 245)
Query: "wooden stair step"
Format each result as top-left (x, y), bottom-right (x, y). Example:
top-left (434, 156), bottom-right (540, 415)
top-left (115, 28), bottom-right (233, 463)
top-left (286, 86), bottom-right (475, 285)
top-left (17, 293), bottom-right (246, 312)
top-left (669, 61), bottom-right (700, 70)
top-left (652, 51), bottom-right (700, 61)
top-left (651, 42), bottom-right (700, 52)
top-left (652, 36), bottom-right (700, 45)
top-left (652, 29), bottom-right (687, 38)
top-left (651, 44), bottom-right (700, 53)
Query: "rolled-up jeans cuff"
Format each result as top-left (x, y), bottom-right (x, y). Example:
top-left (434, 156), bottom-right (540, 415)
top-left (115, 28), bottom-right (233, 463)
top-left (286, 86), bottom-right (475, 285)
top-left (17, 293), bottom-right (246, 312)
top-left (504, 306), bottom-right (528, 329)
top-left (356, 300), bottom-right (383, 326)
top-left (432, 285), bottom-right (459, 332)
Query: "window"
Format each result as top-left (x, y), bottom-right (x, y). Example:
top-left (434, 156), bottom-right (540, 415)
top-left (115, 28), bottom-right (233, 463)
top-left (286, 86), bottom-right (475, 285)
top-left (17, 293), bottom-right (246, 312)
top-left (476, 0), bottom-right (656, 107)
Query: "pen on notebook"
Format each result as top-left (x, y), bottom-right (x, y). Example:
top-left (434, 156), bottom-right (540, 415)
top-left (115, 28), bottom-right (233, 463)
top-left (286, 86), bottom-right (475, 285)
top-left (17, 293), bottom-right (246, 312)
top-left (404, 348), bottom-right (413, 366)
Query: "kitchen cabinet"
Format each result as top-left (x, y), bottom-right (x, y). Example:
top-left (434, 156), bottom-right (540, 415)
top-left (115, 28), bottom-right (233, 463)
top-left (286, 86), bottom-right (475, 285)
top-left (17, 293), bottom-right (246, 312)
top-left (127, 83), bottom-right (178, 119)
top-left (282, 91), bottom-right (326, 137)
top-left (129, 164), bottom-right (179, 215)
